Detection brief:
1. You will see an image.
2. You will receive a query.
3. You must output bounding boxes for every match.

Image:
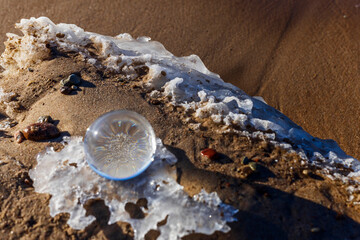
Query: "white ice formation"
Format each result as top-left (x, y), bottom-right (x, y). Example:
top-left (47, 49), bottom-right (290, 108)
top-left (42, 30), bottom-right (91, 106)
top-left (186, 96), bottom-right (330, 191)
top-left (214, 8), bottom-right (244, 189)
top-left (29, 137), bottom-right (238, 239)
top-left (1, 16), bottom-right (359, 235)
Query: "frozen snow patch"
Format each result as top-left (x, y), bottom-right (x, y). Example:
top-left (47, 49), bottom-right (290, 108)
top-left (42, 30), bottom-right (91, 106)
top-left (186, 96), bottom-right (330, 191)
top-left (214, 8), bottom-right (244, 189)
top-left (29, 137), bottom-right (237, 240)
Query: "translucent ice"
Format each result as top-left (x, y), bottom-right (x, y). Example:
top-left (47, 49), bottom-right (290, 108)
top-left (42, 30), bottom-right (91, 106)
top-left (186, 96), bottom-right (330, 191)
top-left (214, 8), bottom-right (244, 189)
top-left (29, 137), bottom-right (238, 239)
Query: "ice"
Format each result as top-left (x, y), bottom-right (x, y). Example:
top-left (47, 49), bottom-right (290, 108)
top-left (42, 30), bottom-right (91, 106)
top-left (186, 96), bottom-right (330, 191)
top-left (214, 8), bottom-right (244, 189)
top-left (29, 137), bottom-right (238, 239)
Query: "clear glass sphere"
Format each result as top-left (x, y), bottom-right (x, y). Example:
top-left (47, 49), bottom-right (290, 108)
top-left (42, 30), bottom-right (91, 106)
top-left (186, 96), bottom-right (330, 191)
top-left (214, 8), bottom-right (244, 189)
top-left (84, 110), bottom-right (157, 180)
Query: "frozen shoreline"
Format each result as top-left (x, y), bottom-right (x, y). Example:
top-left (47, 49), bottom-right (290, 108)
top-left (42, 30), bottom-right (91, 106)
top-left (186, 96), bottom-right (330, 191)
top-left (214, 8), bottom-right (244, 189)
top-left (1, 17), bottom-right (359, 181)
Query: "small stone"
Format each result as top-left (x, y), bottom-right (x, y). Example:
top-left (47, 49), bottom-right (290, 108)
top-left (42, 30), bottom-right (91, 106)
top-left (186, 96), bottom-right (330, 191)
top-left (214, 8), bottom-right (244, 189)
top-left (70, 85), bottom-right (78, 90)
top-left (60, 74), bottom-right (81, 87)
top-left (68, 74), bottom-right (81, 85)
top-left (14, 131), bottom-right (25, 143)
top-left (310, 227), bottom-right (321, 233)
top-left (201, 148), bottom-right (217, 160)
top-left (241, 166), bottom-right (254, 178)
top-left (28, 68), bottom-right (34, 72)
top-left (37, 116), bottom-right (53, 123)
top-left (16, 122), bottom-right (60, 143)
top-left (150, 99), bottom-right (161, 105)
top-left (302, 169), bottom-right (310, 176)
top-left (60, 79), bottom-right (70, 87)
top-left (240, 156), bottom-right (250, 165)
top-left (137, 66), bottom-right (149, 76)
top-left (60, 86), bottom-right (72, 95)
top-left (249, 162), bottom-right (257, 172)
top-left (24, 178), bottom-right (32, 186)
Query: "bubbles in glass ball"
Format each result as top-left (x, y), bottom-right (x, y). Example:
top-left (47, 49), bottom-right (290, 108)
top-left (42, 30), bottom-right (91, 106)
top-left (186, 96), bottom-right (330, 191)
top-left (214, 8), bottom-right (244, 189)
top-left (84, 110), bottom-right (156, 180)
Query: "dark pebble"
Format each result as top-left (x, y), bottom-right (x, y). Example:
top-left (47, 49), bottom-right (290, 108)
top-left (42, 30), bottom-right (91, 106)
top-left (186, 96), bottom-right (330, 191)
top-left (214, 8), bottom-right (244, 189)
top-left (60, 86), bottom-right (72, 95)
top-left (138, 66), bottom-right (149, 76)
top-left (150, 99), bottom-right (161, 105)
top-left (68, 74), bottom-right (81, 85)
top-left (60, 74), bottom-right (81, 87)
top-left (241, 156), bottom-right (250, 165)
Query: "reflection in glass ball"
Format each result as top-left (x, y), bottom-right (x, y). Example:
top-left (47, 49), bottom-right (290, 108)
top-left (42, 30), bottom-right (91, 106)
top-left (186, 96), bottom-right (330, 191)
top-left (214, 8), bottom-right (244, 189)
top-left (84, 110), bottom-right (156, 180)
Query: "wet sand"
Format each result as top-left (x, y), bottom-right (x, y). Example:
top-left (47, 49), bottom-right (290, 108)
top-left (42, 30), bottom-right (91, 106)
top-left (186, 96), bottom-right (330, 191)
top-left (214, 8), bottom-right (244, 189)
top-left (0, 0), bottom-right (359, 158)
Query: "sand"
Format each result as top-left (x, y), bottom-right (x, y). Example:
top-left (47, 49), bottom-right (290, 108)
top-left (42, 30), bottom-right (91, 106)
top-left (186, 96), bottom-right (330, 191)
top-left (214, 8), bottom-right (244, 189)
top-left (0, 1), bottom-right (360, 239)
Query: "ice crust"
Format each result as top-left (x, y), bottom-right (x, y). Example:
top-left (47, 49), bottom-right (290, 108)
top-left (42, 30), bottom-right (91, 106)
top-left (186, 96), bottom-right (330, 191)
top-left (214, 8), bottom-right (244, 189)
top-left (29, 137), bottom-right (238, 239)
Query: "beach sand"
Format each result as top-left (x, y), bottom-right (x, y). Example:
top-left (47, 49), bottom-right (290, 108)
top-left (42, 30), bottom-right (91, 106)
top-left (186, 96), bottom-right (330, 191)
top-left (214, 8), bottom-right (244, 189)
top-left (0, 1), bottom-right (359, 239)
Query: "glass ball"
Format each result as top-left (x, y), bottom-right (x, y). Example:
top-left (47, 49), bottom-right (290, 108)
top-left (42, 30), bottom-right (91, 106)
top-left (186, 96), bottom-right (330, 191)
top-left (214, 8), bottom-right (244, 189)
top-left (84, 110), bottom-right (157, 180)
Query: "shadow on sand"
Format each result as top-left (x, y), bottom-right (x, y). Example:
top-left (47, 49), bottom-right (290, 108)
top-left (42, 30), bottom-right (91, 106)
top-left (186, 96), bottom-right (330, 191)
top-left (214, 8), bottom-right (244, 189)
top-left (82, 145), bottom-right (360, 240)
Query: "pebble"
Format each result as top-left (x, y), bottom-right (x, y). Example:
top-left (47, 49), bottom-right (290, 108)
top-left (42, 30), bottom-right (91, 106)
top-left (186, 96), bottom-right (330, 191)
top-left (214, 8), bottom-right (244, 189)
top-left (242, 166), bottom-right (254, 178)
top-left (201, 148), bottom-right (217, 160)
top-left (68, 74), bottom-right (81, 85)
top-left (70, 85), bottom-right (78, 90)
top-left (310, 227), bottom-right (321, 233)
top-left (150, 99), bottom-right (161, 105)
top-left (37, 115), bottom-right (53, 123)
top-left (302, 169), bottom-right (310, 176)
top-left (60, 86), bottom-right (72, 95)
top-left (60, 74), bottom-right (81, 87)
top-left (137, 66), bottom-right (149, 76)
top-left (240, 156), bottom-right (250, 165)
top-left (249, 162), bottom-right (257, 172)
top-left (15, 122), bottom-right (60, 143)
